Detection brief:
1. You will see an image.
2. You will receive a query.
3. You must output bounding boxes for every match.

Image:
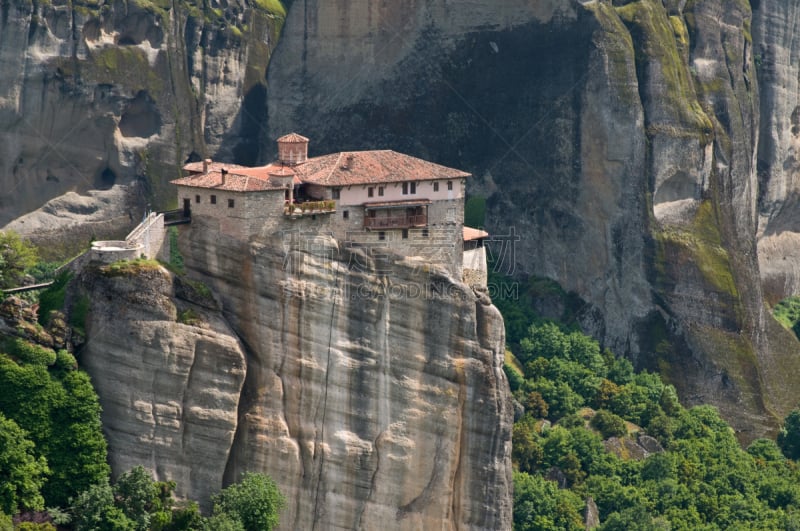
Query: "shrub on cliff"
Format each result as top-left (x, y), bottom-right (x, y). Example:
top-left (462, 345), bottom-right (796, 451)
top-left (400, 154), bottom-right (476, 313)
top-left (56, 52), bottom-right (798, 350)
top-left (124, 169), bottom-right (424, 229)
top-left (0, 413), bottom-right (48, 515)
top-left (211, 473), bottom-right (286, 531)
top-left (0, 353), bottom-right (109, 507)
top-left (0, 231), bottom-right (38, 290)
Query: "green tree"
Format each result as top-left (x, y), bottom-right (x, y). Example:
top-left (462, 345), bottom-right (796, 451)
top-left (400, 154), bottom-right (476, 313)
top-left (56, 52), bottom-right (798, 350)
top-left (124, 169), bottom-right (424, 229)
top-left (778, 409), bottom-right (800, 460)
top-left (0, 413), bottom-right (48, 514)
top-left (114, 466), bottom-right (161, 531)
top-left (590, 410), bottom-right (627, 439)
top-left (520, 323), bottom-right (569, 363)
top-left (202, 513), bottom-right (245, 531)
top-left (212, 473), bottom-right (285, 531)
top-left (0, 231), bottom-right (38, 289)
top-left (512, 471), bottom-right (583, 530)
top-left (512, 415), bottom-right (544, 473)
top-left (71, 481), bottom-right (135, 531)
top-left (0, 354), bottom-right (109, 507)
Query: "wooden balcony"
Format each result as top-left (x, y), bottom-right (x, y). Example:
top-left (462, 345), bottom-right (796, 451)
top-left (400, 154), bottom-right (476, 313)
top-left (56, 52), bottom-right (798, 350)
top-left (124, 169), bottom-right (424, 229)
top-left (364, 213), bottom-right (428, 229)
top-left (284, 200), bottom-right (336, 217)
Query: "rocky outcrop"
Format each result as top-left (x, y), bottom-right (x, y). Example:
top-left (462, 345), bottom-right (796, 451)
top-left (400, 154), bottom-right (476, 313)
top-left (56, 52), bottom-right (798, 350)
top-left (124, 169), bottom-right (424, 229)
top-left (77, 262), bottom-right (247, 506)
top-left (78, 223), bottom-right (513, 529)
top-left (263, 0), bottom-right (800, 440)
top-left (754, 0), bottom-right (800, 302)
top-left (9, 0), bottom-right (800, 441)
top-left (0, 0), bottom-right (284, 254)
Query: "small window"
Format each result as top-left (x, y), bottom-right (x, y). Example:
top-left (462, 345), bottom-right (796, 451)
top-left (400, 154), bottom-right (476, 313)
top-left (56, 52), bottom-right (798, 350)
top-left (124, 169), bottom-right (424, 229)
top-left (402, 183), bottom-right (408, 195)
top-left (368, 210), bottom-right (376, 218)
top-left (402, 229), bottom-right (409, 239)
top-left (433, 182), bottom-right (439, 192)
top-left (447, 181), bottom-right (453, 191)
top-left (422, 228), bottom-right (429, 238)
top-left (343, 210), bottom-right (349, 219)
top-left (410, 182), bottom-right (416, 194)
top-left (368, 187), bottom-right (374, 198)
top-left (195, 195), bottom-right (201, 203)
top-left (378, 231), bottom-right (386, 241)
top-left (378, 187), bottom-right (384, 197)
top-left (332, 188), bottom-right (341, 199)
top-left (228, 199), bottom-right (235, 208)
top-left (210, 195), bottom-right (217, 204)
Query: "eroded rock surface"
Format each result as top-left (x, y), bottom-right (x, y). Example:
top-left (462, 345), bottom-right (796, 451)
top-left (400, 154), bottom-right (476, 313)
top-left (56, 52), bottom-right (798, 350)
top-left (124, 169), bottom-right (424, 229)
top-left (79, 223), bottom-right (513, 529)
top-left (0, 0), bottom-right (284, 252)
top-left (264, 0), bottom-right (800, 440)
top-left (78, 263), bottom-right (247, 506)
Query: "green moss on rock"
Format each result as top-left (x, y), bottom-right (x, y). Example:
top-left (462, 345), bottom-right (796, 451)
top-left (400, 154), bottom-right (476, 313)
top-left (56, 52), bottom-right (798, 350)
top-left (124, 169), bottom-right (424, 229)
top-left (654, 200), bottom-right (738, 299)
top-left (616, 0), bottom-right (713, 142)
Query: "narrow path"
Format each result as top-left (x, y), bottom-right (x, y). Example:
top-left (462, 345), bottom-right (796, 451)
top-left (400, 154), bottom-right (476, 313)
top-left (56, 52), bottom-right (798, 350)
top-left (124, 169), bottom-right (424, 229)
top-left (3, 281), bottom-right (54, 294)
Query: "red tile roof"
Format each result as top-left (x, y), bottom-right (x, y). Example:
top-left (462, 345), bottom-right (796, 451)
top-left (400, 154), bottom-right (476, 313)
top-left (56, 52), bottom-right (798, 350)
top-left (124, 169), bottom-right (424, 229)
top-left (463, 227), bottom-right (489, 241)
top-left (175, 150), bottom-right (469, 190)
top-left (293, 150), bottom-right (470, 186)
top-left (171, 171), bottom-right (286, 192)
top-left (277, 133), bottom-right (309, 143)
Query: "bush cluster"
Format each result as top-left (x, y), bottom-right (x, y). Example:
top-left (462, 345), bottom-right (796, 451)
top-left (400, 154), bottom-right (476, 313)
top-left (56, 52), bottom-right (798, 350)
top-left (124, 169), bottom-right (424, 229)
top-left (510, 321), bottom-right (800, 530)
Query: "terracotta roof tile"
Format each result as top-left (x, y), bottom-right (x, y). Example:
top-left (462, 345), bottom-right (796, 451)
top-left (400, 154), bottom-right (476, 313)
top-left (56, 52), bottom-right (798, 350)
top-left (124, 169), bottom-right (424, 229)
top-left (463, 226), bottom-right (489, 241)
top-left (177, 150), bottom-right (469, 190)
top-left (171, 171), bottom-right (287, 192)
top-left (293, 150), bottom-right (470, 186)
top-left (277, 132), bottom-right (309, 143)
top-left (182, 161), bottom-right (251, 173)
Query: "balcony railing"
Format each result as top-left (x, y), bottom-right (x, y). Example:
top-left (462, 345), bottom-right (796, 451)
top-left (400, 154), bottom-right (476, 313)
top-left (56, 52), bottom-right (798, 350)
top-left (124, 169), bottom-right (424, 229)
top-left (284, 200), bottom-right (336, 216)
top-left (364, 213), bottom-right (428, 229)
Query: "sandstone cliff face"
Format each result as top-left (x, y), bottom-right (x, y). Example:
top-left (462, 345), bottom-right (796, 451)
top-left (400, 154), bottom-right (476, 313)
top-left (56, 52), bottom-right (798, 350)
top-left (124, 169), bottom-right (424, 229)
top-left (77, 263), bottom-right (247, 505)
top-left (264, 0), bottom-right (800, 439)
top-left (0, 0), bottom-right (283, 251)
top-left (79, 224), bottom-right (513, 529)
top-left (754, 1), bottom-right (800, 301)
top-left (9, 0), bottom-right (800, 440)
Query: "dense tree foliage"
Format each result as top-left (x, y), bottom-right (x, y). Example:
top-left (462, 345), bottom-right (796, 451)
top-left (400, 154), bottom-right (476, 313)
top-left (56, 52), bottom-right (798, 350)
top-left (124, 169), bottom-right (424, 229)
top-left (509, 321), bottom-right (800, 530)
top-left (0, 231), bottom-right (38, 289)
top-left (0, 343), bottom-right (109, 508)
top-left (211, 473), bottom-right (286, 531)
top-left (66, 468), bottom-right (283, 531)
top-left (0, 413), bottom-right (48, 515)
top-left (778, 409), bottom-right (800, 460)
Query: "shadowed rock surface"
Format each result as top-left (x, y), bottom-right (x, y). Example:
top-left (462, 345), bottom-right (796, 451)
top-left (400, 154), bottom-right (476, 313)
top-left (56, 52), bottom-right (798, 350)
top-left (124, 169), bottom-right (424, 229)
top-left (264, 0), bottom-right (800, 441)
top-left (0, 0), bottom-right (284, 252)
top-left (6, 0), bottom-right (800, 442)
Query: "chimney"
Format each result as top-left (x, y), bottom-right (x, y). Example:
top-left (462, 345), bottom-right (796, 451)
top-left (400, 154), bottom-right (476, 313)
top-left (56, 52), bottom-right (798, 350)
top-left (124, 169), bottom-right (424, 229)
top-left (203, 158), bottom-right (211, 174)
top-left (341, 154), bottom-right (355, 170)
top-left (221, 168), bottom-right (228, 186)
top-left (277, 133), bottom-right (309, 165)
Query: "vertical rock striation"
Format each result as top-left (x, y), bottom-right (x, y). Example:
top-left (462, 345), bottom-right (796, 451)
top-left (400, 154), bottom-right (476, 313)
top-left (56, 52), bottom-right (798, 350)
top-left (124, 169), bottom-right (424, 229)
top-left (264, 0), bottom-right (800, 438)
top-left (180, 220), bottom-right (513, 529)
top-left (79, 221), bottom-right (513, 529)
top-left (78, 263), bottom-right (247, 506)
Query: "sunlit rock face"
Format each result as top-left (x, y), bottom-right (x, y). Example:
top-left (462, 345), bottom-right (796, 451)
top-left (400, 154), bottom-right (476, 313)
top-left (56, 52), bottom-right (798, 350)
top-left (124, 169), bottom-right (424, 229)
top-left (80, 219), bottom-right (513, 529)
top-left (264, 0), bottom-right (800, 440)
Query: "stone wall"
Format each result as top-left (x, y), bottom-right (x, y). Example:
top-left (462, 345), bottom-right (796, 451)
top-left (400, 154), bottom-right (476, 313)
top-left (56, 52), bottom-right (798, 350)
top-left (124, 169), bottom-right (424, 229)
top-left (463, 246), bottom-right (487, 288)
top-left (125, 213), bottom-right (168, 261)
